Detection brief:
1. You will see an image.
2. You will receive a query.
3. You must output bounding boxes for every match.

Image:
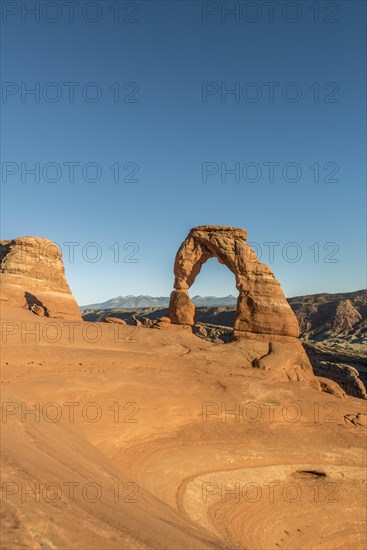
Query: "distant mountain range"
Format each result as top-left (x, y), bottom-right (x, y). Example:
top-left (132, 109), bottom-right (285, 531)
top-left (80, 294), bottom-right (237, 311)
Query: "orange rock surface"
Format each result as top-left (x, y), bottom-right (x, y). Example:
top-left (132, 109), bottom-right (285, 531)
top-left (0, 237), bottom-right (81, 320)
top-left (169, 226), bottom-right (299, 336)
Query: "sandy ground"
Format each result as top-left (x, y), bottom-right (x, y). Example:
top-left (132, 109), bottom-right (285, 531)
top-left (1, 303), bottom-right (366, 549)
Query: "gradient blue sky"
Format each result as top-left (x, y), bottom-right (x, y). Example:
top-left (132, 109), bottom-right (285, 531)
top-left (1, 0), bottom-right (366, 305)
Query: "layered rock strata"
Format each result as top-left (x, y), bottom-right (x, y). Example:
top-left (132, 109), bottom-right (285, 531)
top-left (0, 237), bottom-right (81, 320)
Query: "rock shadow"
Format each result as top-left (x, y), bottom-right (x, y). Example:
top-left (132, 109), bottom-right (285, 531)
top-left (24, 292), bottom-right (49, 317)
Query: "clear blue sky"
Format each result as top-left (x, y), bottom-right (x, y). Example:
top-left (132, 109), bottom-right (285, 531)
top-left (1, 1), bottom-right (366, 305)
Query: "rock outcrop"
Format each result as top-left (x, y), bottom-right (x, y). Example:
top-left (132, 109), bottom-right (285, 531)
top-left (168, 226), bottom-right (298, 336)
top-left (105, 317), bottom-right (127, 326)
top-left (312, 360), bottom-right (366, 400)
top-left (0, 237), bottom-right (82, 320)
top-left (168, 226), bottom-right (320, 388)
top-left (31, 304), bottom-right (45, 317)
top-left (152, 316), bottom-right (171, 330)
top-left (318, 377), bottom-right (347, 398)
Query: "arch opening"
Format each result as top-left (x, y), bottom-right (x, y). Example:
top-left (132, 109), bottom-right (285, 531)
top-left (187, 257), bottom-right (237, 334)
top-left (168, 225), bottom-right (300, 338)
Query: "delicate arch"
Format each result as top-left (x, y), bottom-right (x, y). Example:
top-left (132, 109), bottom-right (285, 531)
top-left (168, 225), bottom-right (299, 337)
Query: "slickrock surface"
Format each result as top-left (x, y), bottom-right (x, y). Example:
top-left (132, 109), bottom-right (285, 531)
top-left (1, 302), bottom-right (366, 549)
top-left (0, 237), bottom-right (81, 320)
top-left (168, 226), bottom-right (298, 336)
top-left (82, 299), bottom-right (367, 399)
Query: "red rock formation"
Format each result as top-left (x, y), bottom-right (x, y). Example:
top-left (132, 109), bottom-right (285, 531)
top-left (167, 226), bottom-right (325, 389)
top-left (169, 225), bottom-right (298, 336)
top-left (0, 237), bottom-right (82, 320)
top-left (105, 317), bottom-right (127, 325)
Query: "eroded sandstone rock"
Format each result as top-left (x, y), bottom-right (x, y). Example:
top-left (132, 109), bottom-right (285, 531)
top-left (0, 237), bottom-right (81, 320)
top-left (152, 317), bottom-right (172, 330)
top-left (169, 289), bottom-right (196, 325)
top-left (344, 413), bottom-right (367, 428)
top-left (318, 377), bottom-right (347, 398)
top-left (31, 304), bottom-right (45, 317)
top-left (131, 316), bottom-right (142, 327)
top-left (252, 339), bottom-right (320, 389)
top-left (105, 317), bottom-right (127, 325)
top-left (315, 362), bottom-right (367, 400)
top-left (168, 226), bottom-right (322, 388)
top-left (169, 226), bottom-right (298, 336)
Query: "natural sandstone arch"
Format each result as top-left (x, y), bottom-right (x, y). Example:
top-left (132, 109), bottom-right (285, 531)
top-left (168, 225), bottom-right (299, 337)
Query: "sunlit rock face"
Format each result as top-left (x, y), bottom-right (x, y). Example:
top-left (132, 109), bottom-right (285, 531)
top-left (0, 236), bottom-right (82, 320)
top-left (169, 225), bottom-right (298, 336)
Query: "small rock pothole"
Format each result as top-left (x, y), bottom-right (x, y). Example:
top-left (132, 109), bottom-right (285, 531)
top-left (292, 470), bottom-right (327, 478)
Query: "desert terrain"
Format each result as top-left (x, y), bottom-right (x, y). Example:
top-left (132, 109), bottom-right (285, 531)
top-left (83, 289), bottom-right (367, 400)
top-left (1, 302), bottom-right (367, 549)
top-left (1, 230), bottom-right (366, 549)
